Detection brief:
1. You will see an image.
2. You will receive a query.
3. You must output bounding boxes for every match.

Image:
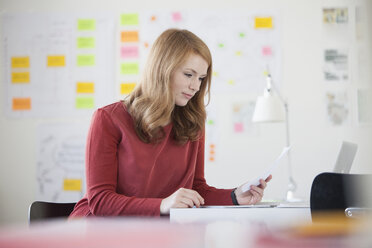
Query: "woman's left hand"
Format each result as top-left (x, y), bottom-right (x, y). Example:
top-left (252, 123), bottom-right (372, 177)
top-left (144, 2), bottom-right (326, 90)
top-left (234, 175), bottom-right (272, 205)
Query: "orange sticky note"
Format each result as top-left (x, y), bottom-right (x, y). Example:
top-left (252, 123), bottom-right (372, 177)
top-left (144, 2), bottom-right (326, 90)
top-left (254, 17), bottom-right (273, 29)
top-left (47, 55), bottom-right (65, 67)
top-left (121, 31), bottom-right (139, 42)
top-left (12, 98), bottom-right (31, 110)
top-left (120, 83), bottom-right (136, 94)
top-left (76, 82), bottom-right (95, 94)
top-left (11, 56), bottom-right (30, 68)
top-left (12, 72), bottom-right (30, 83)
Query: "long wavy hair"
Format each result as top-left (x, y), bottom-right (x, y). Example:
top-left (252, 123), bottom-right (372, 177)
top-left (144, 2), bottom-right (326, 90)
top-left (125, 29), bottom-right (212, 144)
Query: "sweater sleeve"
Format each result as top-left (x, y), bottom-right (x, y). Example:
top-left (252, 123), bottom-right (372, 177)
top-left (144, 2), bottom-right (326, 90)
top-left (192, 134), bottom-right (234, 205)
top-left (85, 109), bottom-right (162, 216)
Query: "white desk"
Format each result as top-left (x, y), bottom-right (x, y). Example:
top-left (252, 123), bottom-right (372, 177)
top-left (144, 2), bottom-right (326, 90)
top-left (170, 205), bottom-right (311, 226)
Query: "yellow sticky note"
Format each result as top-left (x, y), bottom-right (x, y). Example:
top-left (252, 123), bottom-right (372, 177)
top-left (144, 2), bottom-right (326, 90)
top-left (77, 37), bottom-right (95, 49)
top-left (77, 55), bottom-right (95, 66)
top-left (76, 97), bottom-right (95, 109)
top-left (120, 83), bottom-right (136, 94)
top-left (121, 31), bottom-right (139, 43)
top-left (47, 55), bottom-right (65, 67)
top-left (121, 63), bottom-right (139, 75)
top-left (12, 72), bottom-right (30, 83)
top-left (121, 13), bottom-right (139, 26)
top-left (77, 82), bottom-right (94, 94)
top-left (11, 56), bottom-right (29, 68)
top-left (12, 98), bottom-right (31, 110)
top-left (63, 179), bottom-right (82, 191)
top-left (78, 19), bottom-right (96, 31)
top-left (254, 17), bottom-right (273, 29)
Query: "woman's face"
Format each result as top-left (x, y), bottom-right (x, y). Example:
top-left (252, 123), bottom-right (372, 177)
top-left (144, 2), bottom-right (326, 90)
top-left (170, 53), bottom-right (208, 106)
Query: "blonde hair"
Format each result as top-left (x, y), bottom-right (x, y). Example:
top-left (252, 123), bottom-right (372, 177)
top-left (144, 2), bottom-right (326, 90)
top-left (125, 29), bottom-right (212, 144)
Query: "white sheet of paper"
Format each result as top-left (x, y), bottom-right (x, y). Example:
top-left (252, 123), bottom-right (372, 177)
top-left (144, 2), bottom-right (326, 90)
top-left (241, 146), bottom-right (291, 192)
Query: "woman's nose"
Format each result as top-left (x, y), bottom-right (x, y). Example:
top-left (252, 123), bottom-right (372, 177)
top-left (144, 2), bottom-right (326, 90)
top-left (190, 78), bottom-right (200, 91)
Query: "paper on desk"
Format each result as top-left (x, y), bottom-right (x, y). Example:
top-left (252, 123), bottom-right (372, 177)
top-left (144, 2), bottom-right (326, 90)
top-left (241, 146), bottom-right (291, 193)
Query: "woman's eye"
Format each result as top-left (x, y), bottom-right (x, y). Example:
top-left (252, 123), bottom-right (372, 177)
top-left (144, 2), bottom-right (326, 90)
top-left (199, 77), bottom-right (205, 82)
top-left (184, 73), bottom-right (192, 78)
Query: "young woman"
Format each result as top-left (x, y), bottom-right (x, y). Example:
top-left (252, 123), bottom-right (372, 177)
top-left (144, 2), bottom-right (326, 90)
top-left (70, 29), bottom-right (271, 217)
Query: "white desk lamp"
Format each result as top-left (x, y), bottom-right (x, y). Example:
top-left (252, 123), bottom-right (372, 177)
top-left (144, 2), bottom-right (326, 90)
top-left (252, 73), bottom-right (301, 202)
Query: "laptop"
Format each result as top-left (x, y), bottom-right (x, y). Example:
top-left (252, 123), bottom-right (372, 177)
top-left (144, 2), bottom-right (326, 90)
top-left (333, 141), bottom-right (358, 173)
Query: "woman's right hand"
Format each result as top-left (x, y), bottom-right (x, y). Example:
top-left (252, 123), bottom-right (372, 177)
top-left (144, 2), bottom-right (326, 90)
top-left (160, 188), bottom-right (205, 215)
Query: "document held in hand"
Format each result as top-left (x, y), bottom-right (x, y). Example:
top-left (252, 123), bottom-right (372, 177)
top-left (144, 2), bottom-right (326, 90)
top-left (241, 146), bottom-right (291, 193)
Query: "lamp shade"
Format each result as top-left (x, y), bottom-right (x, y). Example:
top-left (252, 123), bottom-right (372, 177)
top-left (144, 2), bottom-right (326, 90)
top-left (252, 90), bottom-right (285, 122)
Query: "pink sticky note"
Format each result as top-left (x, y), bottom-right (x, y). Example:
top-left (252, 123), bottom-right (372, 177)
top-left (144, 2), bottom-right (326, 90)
top-left (262, 46), bottom-right (272, 56)
top-left (172, 12), bottom-right (182, 22)
top-left (121, 46), bottom-right (139, 58)
top-left (234, 122), bottom-right (244, 133)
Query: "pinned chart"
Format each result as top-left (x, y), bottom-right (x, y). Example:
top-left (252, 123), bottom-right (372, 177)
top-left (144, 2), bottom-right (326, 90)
top-left (2, 13), bottom-right (114, 117)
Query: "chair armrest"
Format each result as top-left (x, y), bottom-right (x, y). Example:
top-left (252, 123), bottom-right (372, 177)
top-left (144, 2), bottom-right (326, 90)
top-left (345, 207), bottom-right (372, 219)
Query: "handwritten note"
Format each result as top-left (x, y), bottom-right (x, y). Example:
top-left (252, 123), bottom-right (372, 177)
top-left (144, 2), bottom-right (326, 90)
top-left (172, 12), bottom-right (182, 22)
top-left (12, 97), bottom-right (31, 110)
top-left (63, 179), bottom-right (82, 191)
top-left (121, 31), bottom-right (139, 43)
top-left (254, 17), bottom-right (273, 29)
top-left (120, 46), bottom-right (139, 58)
top-left (12, 72), bottom-right (30, 83)
top-left (11, 56), bottom-right (29, 68)
top-left (76, 97), bottom-right (94, 109)
top-left (47, 55), bottom-right (65, 67)
top-left (77, 55), bottom-right (95, 66)
top-left (77, 37), bottom-right (95, 49)
top-left (121, 63), bottom-right (139, 75)
top-left (262, 46), bottom-right (273, 56)
top-left (121, 13), bottom-right (139, 26)
top-left (120, 83), bottom-right (136, 94)
top-left (76, 82), bottom-right (95, 94)
top-left (77, 19), bottom-right (96, 31)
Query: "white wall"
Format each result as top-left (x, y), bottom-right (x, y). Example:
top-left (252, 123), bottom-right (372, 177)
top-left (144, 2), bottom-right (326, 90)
top-left (0, 0), bottom-right (371, 225)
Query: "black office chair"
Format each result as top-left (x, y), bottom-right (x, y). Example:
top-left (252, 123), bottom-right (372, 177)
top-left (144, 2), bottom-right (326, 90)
top-left (310, 172), bottom-right (372, 222)
top-left (28, 201), bottom-right (76, 224)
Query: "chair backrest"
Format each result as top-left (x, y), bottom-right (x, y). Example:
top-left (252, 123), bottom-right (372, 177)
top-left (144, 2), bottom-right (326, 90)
top-left (28, 201), bottom-right (76, 224)
top-left (310, 172), bottom-right (371, 221)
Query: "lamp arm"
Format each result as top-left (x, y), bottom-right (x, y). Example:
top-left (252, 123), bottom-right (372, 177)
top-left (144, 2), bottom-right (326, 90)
top-left (267, 75), bottom-right (296, 188)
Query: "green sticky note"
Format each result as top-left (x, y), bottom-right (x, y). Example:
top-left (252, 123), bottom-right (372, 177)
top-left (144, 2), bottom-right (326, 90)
top-left (77, 37), bottom-right (95, 49)
top-left (77, 55), bottom-right (95, 66)
top-left (76, 97), bottom-right (95, 109)
top-left (121, 63), bottom-right (139, 75)
top-left (121, 13), bottom-right (139, 26)
top-left (239, 32), bottom-right (245, 38)
top-left (78, 19), bottom-right (96, 31)
top-left (207, 120), bottom-right (214, 125)
top-left (218, 43), bottom-right (224, 48)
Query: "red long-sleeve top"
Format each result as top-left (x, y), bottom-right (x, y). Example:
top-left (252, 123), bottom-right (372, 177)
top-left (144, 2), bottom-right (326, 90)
top-left (69, 101), bottom-right (233, 217)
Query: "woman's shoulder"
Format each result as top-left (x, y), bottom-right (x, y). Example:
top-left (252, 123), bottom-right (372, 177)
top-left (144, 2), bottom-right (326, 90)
top-left (97, 101), bottom-right (128, 116)
top-left (95, 101), bottom-right (133, 126)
